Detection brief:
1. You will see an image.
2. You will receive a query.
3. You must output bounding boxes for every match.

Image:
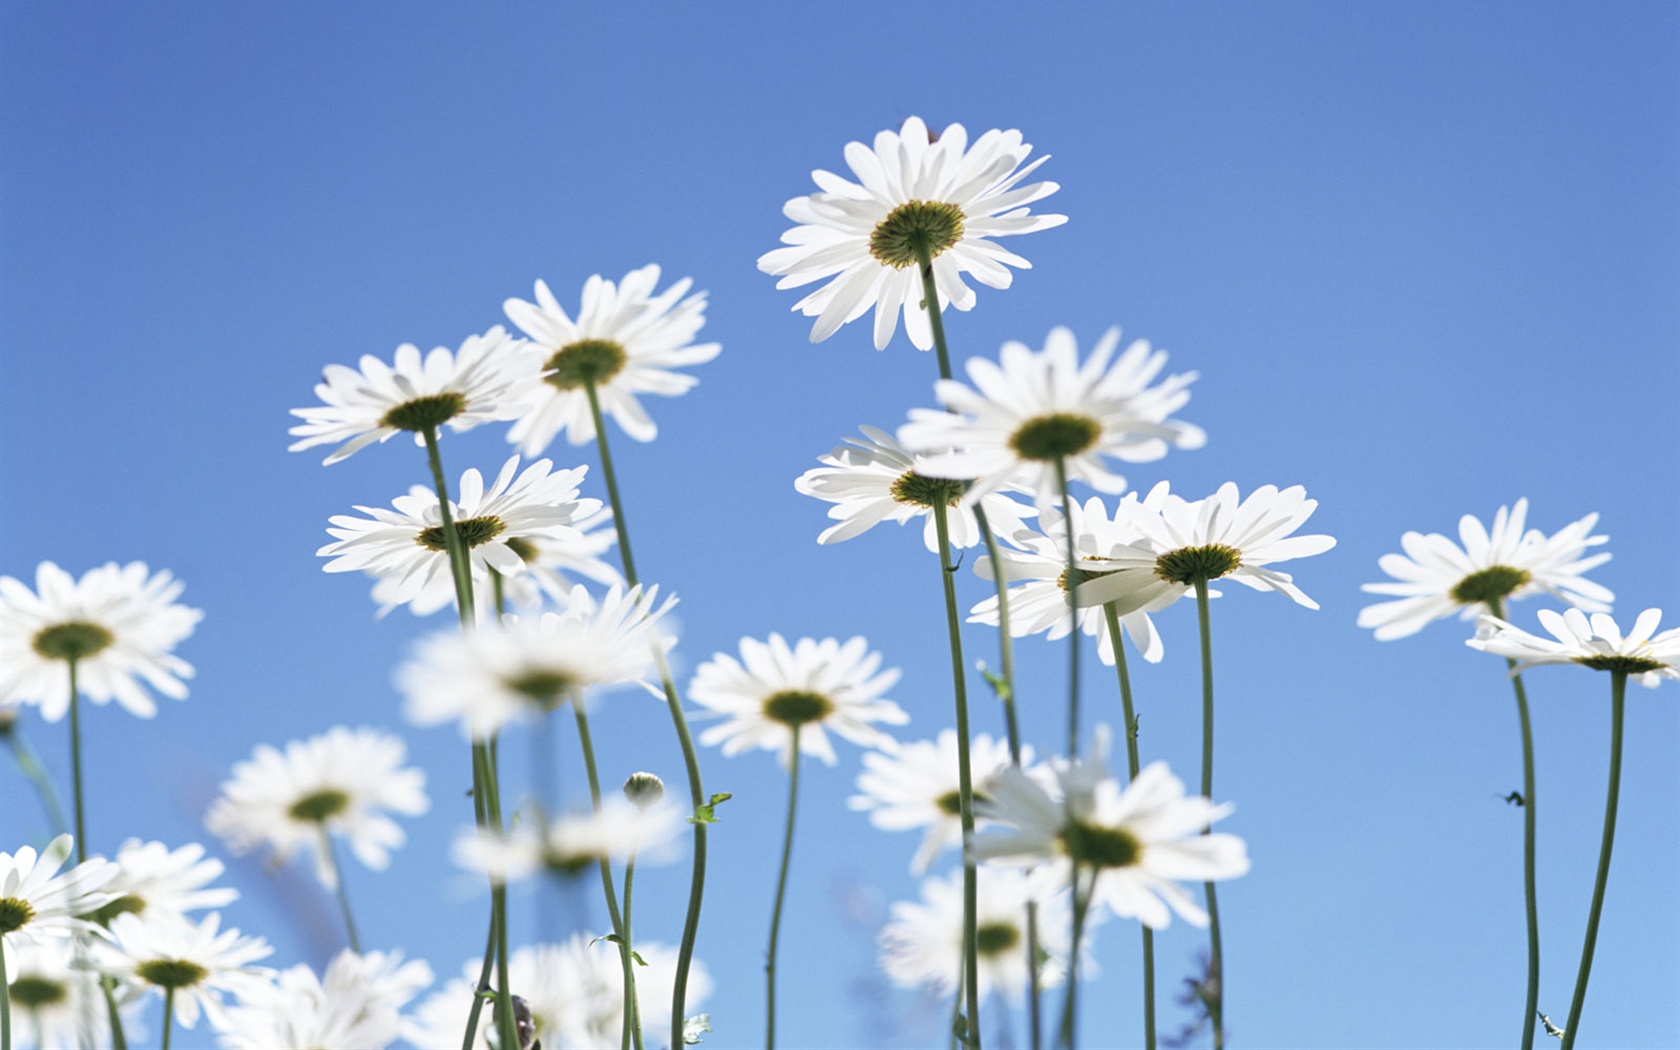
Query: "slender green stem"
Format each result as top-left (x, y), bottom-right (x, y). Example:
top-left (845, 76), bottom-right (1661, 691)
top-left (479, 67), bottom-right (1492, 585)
top-left (160, 987), bottom-right (174, 1050)
top-left (1025, 900), bottom-right (1043, 1050)
top-left (765, 727), bottom-right (803, 1050)
top-left (932, 502), bottom-right (982, 1048)
top-left (2, 928), bottom-right (11, 1050)
top-left (421, 426), bottom-right (476, 626)
top-left (1054, 459), bottom-right (1080, 758)
top-left (1055, 866), bottom-right (1094, 1050)
top-left (101, 973), bottom-right (129, 1050)
top-left (571, 703), bottom-right (634, 1049)
top-left (975, 508), bottom-right (1023, 765)
top-left (475, 738), bottom-right (519, 1050)
top-left (1103, 603), bottom-right (1156, 1049)
top-left (1560, 671), bottom-right (1627, 1050)
top-left (463, 921), bottom-right (496, 1050)
top-left (582, 378), bottom-right (709, 1050)
top-left (1488, 595), bottom-right (1541, 1050)
top-left (622, 842), bottom-right (645, 1050)
top-left (914, 243), bottom-right (956, 384)
top-left (1, 720), bottom-right (70, 837)
top-left (1192, 578), bottom-right (1225, 1050)
top-left (320, 830), bottom-right (362, 953)
top-left (67, 659), bottom-right (86, 863)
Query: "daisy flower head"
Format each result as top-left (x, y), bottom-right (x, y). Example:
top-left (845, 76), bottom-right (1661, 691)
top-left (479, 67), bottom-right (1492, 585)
top-left (1065, 481), bottom-right (1336, 618)
top-left (453, 795), bottom-right (686, 884)
top-left (1359, 499), bottom-right (1613, 641)
top-left (218, 948), bottom-right (433, 1050)
top-left (317, 455), bottom-right (603, 618)
top-left (0, 834), bottom-right (118, 970)
top-left (86, 839), bottom-right (237, 928)
top-left (503, 264), bottom-right (721, 451)
top-left (288, 326), bottom-right (531, 465)
top-left (0, 561), bottom-right (202, 722)
top-left (94, 911), bottom-right (272, 1034)
top-left (758, 116), bottom-right (1066, 351)
top-left (204, 726), bottom-right (429, 890)
top-left (879, 866), bottom-right (1073, 1003)
top-left (975, 730), bottom-right (1250, 929)
top-left (899, 327), bottom-right (1205, 509)
top-left (4, 936), bottom-right (137, 1050)
top-left (400, 584), bottom-right (675, 739)
top-left (794, 424), bottom-right (1037, 552)
top-left (1469, 607), bottom-right (1680, 686)
top-left (849, 730), bottom-right (1034, 874)
top-left (972, 489), bottom-right (1178, 667)
top-left (690, 634), bottom-right (909, 768)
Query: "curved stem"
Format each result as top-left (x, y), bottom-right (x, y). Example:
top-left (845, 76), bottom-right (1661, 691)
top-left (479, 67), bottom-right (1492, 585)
top-left (68, 658), bottom-right (86, 863)
top-left (462, 921), bottom-right (496, 1050)
top-left (474, 738), bottom-right (519, 1050)
top-left (319, 831), bottom-right (361, 953)
top-left (1053, 460), bottom-right (1081, 759)
top-left (1103, 603), bottom-right (1156, 1049)
top-left (1192, 578), bottom-right (1225, 1050)
top-left (1487, 595), bottom-right (1541, 1050)
top-left (1560, 671), bottom-right (1627, 1050)
top-left (622, 842), bottom-right (645, 1050)
top-left (2, 720), bottom-right (70, 837)
top-left (582, 378), bottom-right (709, 1050)
top-left (571, 702), bottom-right (634, 1049)
top-left (765, 727), bottom-right (803, 1050)
top-left (101, 973), bottom-right (129, 1050)
top-left (1055, 866), bottom-right (1094, 1050)
top-left (932, 502), bottom-right (982, 1048)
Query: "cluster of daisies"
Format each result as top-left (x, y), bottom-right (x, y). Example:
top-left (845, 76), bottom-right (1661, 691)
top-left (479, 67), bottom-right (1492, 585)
top-left (0, 111), bottom-right (1671, 1050)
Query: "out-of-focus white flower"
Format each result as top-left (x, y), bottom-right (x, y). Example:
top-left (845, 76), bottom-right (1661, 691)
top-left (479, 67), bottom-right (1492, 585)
top-left (94, 911), bottom-right (272, 1034)
top-left (454, 796), bottom-right (686, 884)
top-left (0, 834), bottom-right (118, 971)
top-left (217, 948), bottom-right (433, 1050)
top-left (87, 839), bottom-right (237, 928)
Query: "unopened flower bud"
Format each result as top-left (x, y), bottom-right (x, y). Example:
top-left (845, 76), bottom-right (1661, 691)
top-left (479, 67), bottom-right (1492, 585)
top-left (623, 771), bottom-right (665, 810)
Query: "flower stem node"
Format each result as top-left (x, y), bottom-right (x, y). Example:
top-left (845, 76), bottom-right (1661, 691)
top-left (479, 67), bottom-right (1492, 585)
top-left (1154, 544), bottom-right (1243, 586)
top-left (889, 472), bottom-right (966, 509)
top-left (623, 772), bottom-right (667, 810)
top-left (377, 392), bottom-right (468, 433)
top-left (869, 200), bottom-right (967, 269)
top-left (415, 515), bottom-right (507, 552)
top-left (135, 958), bottom-right (211, 990)
top-left (1450, 565), bottom-right (1533, 606)
top-left (1008, 414), bottom-right (1101, 462)
top-left (544, 339), bottom-right (629, 391)
top-left (1575, 654), bottom-right (1667, 675)
top-left (762, 689), bottom-right (835, 729)
top-left (31, 621), bottom-right (115, 662)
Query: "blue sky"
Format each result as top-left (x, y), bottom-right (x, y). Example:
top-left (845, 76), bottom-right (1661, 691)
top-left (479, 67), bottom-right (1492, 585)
top-left (2, 4), bottom-right (1675, 1047)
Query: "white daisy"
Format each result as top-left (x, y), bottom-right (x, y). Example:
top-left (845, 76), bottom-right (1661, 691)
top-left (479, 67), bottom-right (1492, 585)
top-left (288, 326), bottom-right (531, 465)
top-left (758, 116), bottom-right (1066, 351)
top-left (503, 264), bottom-right (722, 450)
top-left (217, 948), bottom-right (433, 1050)
top-left (453, 795), bottom-right (686, 884)
top-left (975, 732), bottom-right (1249, 929)
top-left (4, 936), bottom-right (139, 1050)
top-left (794, 425), bottom-right (1037, 552)
top-left (689, 634), bottom-right (909, 767)
top-left (399, 584), bottom-right (674, 739)
top-left (899, 327), bottom-right (1205, 509)
top-left (403, 936), bottom-right (713, 1050)
top-left (1065, 482), bottom-right (1336, 617)
top-left (879, 866), bottom-right (1074, 1002)
top-left (0, 561), bottom-right (202, 722)
top-left (849, 730), bottom-right (1034, 874)
top-left (86, 839), bottom-right (237, 928)
top-left (94, 911), bottom-right (272, 1035)
top-left (972, 489), bottom-right (1179, 667)
top-left (317, 455), bottom-right (602, 618)
top-left (1468, 607), bottom-right (1680, 685)
top-left (1359, 499), bottom-right (1613, 640)
top-left (0, 835), bottom-right (118, 971)
top-left (204, 726), bottom-right (429, 890)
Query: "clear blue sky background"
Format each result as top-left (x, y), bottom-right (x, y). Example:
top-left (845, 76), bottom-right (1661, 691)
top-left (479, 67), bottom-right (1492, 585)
top-left (2, 4), bottom-right (1675, 1048)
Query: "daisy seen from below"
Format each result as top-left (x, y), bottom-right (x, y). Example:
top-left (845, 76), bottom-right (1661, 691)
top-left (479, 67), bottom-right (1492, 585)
top-left (850, 730), bottom-right (1036, 874)
top-left (879, 866), bottom-right (1075, 1004)
top-left (4, 936), bottom-right (140, 1050)
top-left (1468, 607), bottom-right (1680, 683)
top-left (287, 326), bottom-right (530, 465)
top-left (899, 326), bottom-right (1205, 510)
top-left (405, 937), bottom-right (713, 1050)
top-left (317, 455), bottom-right (603, 618)
top-left (502, 264), bottom-right (721, 451)
top-left (399, 584), bottom-right (674, 739)
top-left (689, 634), bottom-right (909, 767)
top-left (794, 424), bottom-right (1037, 552)
top-left (0, 835), bottom-right (117, 972)
top-left (94, 911), bottom-right (272, 1045)
top-left (758, 116), bottom-right (1066, 351)
top-left (453, 795), bottom-right (686, 884)
top-left (972, 489), bottom-right (1180, 667)
top-left (0, 561), bottom-right (201, 723)
top-left (1359, 498), bottom-right (1613, 640)
top-left (217, 948), bottom-right (433, 1050)
top-left (204, 726), bottom-right (429, 892)
top-left (84, 839), bottom-right (237, 928)
top-left (974, 740), bottom-right (1250, 930)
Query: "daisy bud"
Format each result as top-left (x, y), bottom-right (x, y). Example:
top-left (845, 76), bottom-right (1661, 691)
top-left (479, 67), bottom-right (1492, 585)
top-left (623, 772), bottom-right (665, 810)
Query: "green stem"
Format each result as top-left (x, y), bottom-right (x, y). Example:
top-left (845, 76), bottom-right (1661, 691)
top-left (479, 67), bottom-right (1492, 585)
top-left (68, 658), bottom-right (86, 863)
top-left (571, 703), bottom-right (634, 1048)
top-left (1055, 866), bottom-right (1094, 1050)
top-left (765, 726), bottom-right (803, 1050)
top-left (1559, 671), bottom-right (1627, 1050)
top-left (477, 738), bottom-right (518, 1050)
top-left (1, 720), bottom-right (70, 837)
top-left (914, 243), bottom-right (956, 384)
top-left (582, 378), bottom-right (709, 1050)
top-left (160, 987), bottom-right (174, 1050)
top-left (1488, 596), bottom-right (1541, 1050)
top-left (320, 830), bottom-right (362, 953)
top-left (1103, 604), bottom-right (1156, 1049)
top-left (1192, 578), bottom-right (1225, 1050)
top-left (932, 502), bottom-right (982, 1049)
top-left (462, 921), bottom-right (496, 1050)
top-left (101, 973), bottom-right (129, 1050)
top-left (1025, 901), bottom-right (1043, 1050)
top-left (2, 929), bottom-right (11, 1050)
top-left (975, 508), bottom-right (1023, 765)
top-left (420, 425), bottom-right (476, 627)
top-left (622, 842), bottom-right (645, 1050)
top-left (1054, 459), bottom-right (1080, 758)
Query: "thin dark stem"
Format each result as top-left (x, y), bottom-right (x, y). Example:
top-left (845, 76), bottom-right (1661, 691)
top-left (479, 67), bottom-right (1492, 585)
top-left (765, 727), bottom-right (803, 1050)
top-left (1488, 595), bottom-right (1541, 1050)
top-left (571, 703), bottom-right (633, 1046)
top-left (2, 720), bottom-right (70, 837)
top-left (463, 921), bottom-right (496, 1050)
top-left (420, 426), bottom-right (475, 626)
top-left (1, 928), bottom-right (11, 1050)
top-left (1193, 578), bottom-right (1225, 1050)
top-left (1054, 459), bottom-right (1080, 759)
top-left (1103, 603), bottom-right (1156, 1049)
top-left (321, 831), bottom-right (361, 953)
top-left (68, 658), bottom-right (86, 863)
top-left (582, 378), bottom-right (709, 1050)
top-left (1025, 901), bottom-right (1043, 1050)
top-left (622, 845), bottom-right (645, 1050)
top-left (1055, 866), bottom-right (1094, 1050)
top-left (101, 974), bottom-right (129, 1050)
top-left (975, 507), bottom-right (1022, 765)
top-left (914, 244), bottom-right (955, 383)
top-left (161, 988), bottom-right (174, 1050)
top-left (1560, 671), bottom-right (1627, 1050)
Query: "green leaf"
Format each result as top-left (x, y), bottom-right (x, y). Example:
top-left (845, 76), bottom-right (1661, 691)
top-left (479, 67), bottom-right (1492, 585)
top-left (689, 791), bottom-right (734, 824)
